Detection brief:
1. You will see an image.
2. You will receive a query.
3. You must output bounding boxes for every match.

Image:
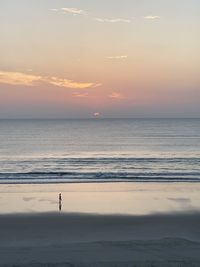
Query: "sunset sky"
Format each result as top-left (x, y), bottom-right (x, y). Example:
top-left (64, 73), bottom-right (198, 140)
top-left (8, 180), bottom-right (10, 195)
top-left (0, 0), bottom-right (199, 118)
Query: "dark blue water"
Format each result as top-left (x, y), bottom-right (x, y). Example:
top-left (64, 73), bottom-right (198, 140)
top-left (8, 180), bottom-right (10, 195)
top-left (0, 119), bottom-right (199, 183)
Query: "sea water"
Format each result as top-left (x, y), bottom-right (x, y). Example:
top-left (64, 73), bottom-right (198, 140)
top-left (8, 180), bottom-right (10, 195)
top-left (0, 119), bottom-right (199, 183)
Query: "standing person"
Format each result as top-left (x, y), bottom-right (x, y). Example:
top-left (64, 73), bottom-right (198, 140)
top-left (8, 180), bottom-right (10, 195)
top-left (59, 193), bottom-right (62, 211)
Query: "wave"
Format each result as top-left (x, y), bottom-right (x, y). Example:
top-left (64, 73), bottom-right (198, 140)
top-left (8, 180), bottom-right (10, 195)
top-left (0, 171), bottom-right (200, 184)
top-left (0, 155), bottom-right (200, 184)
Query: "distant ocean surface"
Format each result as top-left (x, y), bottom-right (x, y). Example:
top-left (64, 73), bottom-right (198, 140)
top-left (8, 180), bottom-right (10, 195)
top-left (0, 119), bottom-right (200, 184)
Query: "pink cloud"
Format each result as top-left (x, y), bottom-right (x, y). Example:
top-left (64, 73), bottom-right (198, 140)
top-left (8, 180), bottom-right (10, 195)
top-left (109, 92), bottom-right (126, 99)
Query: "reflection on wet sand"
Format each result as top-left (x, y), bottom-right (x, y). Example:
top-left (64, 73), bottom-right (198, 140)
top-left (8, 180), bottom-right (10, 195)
top-left (1, 183), bottom-right (200, 215)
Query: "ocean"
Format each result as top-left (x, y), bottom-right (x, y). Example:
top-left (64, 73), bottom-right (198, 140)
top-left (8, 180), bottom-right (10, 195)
top-left (0, 119), bottom-right (199, 184)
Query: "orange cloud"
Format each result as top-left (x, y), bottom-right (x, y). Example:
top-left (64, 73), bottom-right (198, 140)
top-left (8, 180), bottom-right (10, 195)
top-left (47, 77), bottom-right (100, 89)
top-left (73, 92), bottom-right (89, 98)
top-left (0, 71), bottom-right (101, 89)
top-left (0, 71), bottom-right (41, 86)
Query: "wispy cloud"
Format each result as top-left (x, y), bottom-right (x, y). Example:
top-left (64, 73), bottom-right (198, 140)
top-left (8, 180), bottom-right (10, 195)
top-left (73, 92), bottom-right (89, 98)
top-left (95, 18), bottom-right (131, 23)
top-left (144, 16), bottom-right (161, 20)
top-left (61, 8), bottom-right (87, 15)
top-left (51, 8), bottom-right (132, 23)
top-left (0, 71), bottom-right (42, 86)
top-left (109, 92), bottom-right (126, 99)
top-left (47, 77), bottom-right (99, 89)
top-left (50, 7), bottom-right (87, 15)
top-left (0, 71), bottom-right (101, 89)
top-left (106, 55), bottom-right (128, 60)
top-left (50, 9), bottom-right (160, 23)
top-left (50, 8), bottom-right (59, 12)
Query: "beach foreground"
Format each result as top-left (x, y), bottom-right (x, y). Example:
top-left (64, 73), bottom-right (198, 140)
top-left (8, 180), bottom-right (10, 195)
top-left (1, 212), bottom-right (200, 267)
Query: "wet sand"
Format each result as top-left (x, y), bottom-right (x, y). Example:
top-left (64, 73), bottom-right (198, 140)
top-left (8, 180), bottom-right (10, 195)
top-left (1, 182), bottom-right (200, 215)
top-left (0, 212), bottom-right (200, 266)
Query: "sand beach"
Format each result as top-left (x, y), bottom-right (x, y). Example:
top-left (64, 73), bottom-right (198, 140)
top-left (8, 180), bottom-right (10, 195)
top-left (0, 183), bottom-right (200, 266)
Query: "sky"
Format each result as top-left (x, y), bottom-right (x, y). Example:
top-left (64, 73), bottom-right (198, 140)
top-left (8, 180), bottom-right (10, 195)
top-left (0, 0), bottom-right (199, 118)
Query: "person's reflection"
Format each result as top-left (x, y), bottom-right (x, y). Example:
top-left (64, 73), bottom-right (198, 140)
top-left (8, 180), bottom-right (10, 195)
top-left (59, 193), bottom-right (62, 211)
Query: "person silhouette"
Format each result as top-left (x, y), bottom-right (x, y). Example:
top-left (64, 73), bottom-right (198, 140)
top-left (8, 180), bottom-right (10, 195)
top-left (59, 193), bottom-right (62, 211)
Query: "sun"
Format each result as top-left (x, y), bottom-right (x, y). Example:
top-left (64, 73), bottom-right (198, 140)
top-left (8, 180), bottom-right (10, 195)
top-left (93, 112), bottom-right (100, 117)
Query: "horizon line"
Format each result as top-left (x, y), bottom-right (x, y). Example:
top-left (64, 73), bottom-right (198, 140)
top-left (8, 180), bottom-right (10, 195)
top-left (0, 117), bottom-right (199, 120)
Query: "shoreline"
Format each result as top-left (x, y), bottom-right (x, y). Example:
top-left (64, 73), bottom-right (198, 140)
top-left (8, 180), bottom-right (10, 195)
top-left (1, 179), bottom-right (200, 184)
